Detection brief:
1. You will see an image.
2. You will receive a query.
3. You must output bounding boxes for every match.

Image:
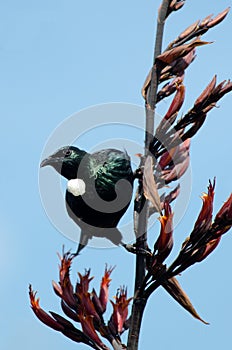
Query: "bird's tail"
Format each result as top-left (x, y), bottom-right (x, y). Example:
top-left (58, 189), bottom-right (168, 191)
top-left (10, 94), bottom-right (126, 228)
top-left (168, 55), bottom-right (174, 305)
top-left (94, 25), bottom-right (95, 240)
top-left (72, 227), bottom-right (124, 256)
top-left (105, 227), bottom-right (123, 246)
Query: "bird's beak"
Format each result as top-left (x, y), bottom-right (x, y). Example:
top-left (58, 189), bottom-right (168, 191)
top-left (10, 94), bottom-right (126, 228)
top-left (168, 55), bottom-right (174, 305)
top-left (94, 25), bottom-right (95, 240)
top-left (40, 156), bottom-right (60, 168)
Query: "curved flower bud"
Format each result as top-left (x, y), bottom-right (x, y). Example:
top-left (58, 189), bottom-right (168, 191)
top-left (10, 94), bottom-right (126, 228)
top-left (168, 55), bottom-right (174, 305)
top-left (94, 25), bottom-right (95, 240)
top-left (190, 179), bottom-right (215, 240)
top-left (92, 288), bottom-right (105, 316)
top-left (58, 252), bottom-right (77, 309)
top-left (196, 237), bottom-right (221, 262)
top-left (164, 82), bottom-right (185, 121)
top-left (207, 7), bottom-right (230, 28)
top-left (166, 0), bottom-right (185, 18)
top-left (157, 139), bottom-right (190, 185)
top-left (157, 37), bottom-right (211, 65)
top-left (194, 75), bottom-right (217, 110)
top-left (99, 266), bottom-right (115, 313)
top-left (61, 299), bottom-right (80, 322)
top-left (213, 194), bottom-right (232, 235)
top-left (29, 285), bottom-right (64, 331)
top-left (153, 202), bottom-right (174, 263)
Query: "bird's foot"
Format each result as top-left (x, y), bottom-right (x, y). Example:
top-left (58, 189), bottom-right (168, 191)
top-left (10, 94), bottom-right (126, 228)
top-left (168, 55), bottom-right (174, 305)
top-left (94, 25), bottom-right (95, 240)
top-left (122, 243), bottom-right (152, 256)
top-left (70, 252), bottom-right (79, 258)
top-left (70, 243), bottom-right (86, 258)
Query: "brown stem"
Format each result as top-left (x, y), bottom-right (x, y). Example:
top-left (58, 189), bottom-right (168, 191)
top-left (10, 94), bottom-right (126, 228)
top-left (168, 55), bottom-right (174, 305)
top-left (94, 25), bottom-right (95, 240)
top-left (127, 1), bottom-right (171, 349)
top-left (126, 297), bottom-right (147, 350)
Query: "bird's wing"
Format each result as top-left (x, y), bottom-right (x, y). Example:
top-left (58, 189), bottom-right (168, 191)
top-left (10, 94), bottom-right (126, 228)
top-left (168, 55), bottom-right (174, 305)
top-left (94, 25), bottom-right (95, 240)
top-left (89, 149), bottom-right (133, 200)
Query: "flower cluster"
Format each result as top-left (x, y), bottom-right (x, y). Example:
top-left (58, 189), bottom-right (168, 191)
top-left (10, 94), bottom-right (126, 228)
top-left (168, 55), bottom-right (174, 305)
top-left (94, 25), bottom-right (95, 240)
top-left (145, 180), bottom-right (232, 278)
top-left (150, 76), bottom-right (232, 161)
top-left (168, 180), bottom-right (232, 275)
top-left (142, 7), bottom-right (230, 104)
top-left (140, 181), bottom-right (232, 324)
top-left (143, 74), bottom-right (232, 214)
top-left (29, 254), bottom-right (132, 350)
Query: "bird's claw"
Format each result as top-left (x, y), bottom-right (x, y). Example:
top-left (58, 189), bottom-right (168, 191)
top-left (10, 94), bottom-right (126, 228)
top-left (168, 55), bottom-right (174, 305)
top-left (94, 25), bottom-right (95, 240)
top-left (122, 243), bottom-right (152, 256)
top-left (70, 252), bottom-right (79, 258)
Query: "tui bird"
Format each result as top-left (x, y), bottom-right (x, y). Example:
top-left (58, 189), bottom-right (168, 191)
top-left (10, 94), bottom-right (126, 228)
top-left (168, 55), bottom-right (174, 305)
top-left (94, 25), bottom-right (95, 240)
top-left (40, 146), bottom-right (134, 255)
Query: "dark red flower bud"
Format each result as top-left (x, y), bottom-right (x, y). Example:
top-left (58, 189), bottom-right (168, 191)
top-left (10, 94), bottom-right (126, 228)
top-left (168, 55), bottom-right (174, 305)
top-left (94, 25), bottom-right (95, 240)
top-left (157, 37), bottom-right (211, 65)
top-left (58, 252), bottom-right (77, 309)
top-left (164, 82), bottom-right (185, 120)
top-left (178, 20), bottom-right (200, 41)
top-left (213, 194), bottom-right (232, 235)
top-left (99, 266), bottom-right (114, 313)
top-left (158, 139), bottom-right (190, 184)
top-left (196, 237), bottom-right (221, 262)
top-left (61, 300), bottom-right (80, 322)
top-left (29, 285), bottom-right (64, 332)
top-left (191, 179), bottom-right (215, 239)
top-left (166, 0), bottom-right (185, 18)
top-left (92, 288), bottom-right (105, 316)
top-left (194, 75), bottom-right (217, 110)
top-left (153, 202), bottom-right (174, 263)
top-left (207, 7), bottom-right (230, 28)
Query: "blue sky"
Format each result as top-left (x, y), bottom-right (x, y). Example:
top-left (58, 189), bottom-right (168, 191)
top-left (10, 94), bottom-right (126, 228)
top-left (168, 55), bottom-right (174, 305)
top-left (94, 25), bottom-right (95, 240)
top-left (1, 1), bottom-right (232, 349)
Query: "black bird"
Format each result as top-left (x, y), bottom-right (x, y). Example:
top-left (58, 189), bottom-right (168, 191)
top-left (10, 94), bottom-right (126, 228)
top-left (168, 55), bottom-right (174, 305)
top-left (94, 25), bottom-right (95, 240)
top-left (40, 146), bottom-right (134, 255)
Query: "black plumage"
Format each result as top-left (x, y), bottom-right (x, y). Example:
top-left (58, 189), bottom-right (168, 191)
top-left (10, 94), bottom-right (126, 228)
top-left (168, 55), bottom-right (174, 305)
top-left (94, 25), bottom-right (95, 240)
top-left (40, 146), bottom-right (134, 254)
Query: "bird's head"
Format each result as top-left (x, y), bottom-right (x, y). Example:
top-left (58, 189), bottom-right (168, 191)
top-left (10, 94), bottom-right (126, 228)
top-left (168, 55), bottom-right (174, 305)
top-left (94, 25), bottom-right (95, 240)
top-left (40, 146), bottom-right (88, 180)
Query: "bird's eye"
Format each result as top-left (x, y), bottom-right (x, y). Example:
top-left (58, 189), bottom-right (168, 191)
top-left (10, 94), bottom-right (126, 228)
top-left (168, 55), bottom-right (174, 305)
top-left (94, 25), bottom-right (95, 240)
top-left (63, 149), bottom-right (72, 156)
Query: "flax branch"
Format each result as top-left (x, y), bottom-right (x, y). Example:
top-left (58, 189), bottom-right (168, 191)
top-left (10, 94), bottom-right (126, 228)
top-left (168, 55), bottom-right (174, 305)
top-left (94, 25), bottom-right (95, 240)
top-left (127, 2), bottom-right (171, 349)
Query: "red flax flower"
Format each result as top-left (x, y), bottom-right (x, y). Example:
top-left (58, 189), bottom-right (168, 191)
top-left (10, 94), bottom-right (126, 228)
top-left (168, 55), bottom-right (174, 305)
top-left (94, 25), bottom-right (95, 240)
top-left (52, 251), bottom-right (77, 309)
top-left (168, 182), bottom-right (232, 275)
top-left (196, 237), bottom-right (222, 263)
top-left (196, 194), bottom-right (232, 262)
top-left (153, 201), bottom-right (174, 264)
top-left (109, 288), bottom-right (132, 335)
top-left (99, 266), bottom-right (115, 313)
top-left (157, 138), bottom-right (190, 185)
top-left (190, 179), bottom-right (215, 241)
top-left (156, 81), bottom-right (186, 137)
top-left (29, 285), bottom-right (64, 332)
top-left (213, 194), bottom-right (232, 234)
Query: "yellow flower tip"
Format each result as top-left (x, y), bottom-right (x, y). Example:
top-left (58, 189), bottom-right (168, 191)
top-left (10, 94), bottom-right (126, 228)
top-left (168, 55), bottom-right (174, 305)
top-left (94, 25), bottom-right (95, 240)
top-left (29, 285), bottom-right (40, 310)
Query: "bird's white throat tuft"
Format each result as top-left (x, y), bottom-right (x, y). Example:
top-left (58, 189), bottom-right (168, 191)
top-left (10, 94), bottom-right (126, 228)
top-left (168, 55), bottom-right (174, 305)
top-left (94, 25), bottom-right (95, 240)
top-left (67, 178), bottom-right (86, 196)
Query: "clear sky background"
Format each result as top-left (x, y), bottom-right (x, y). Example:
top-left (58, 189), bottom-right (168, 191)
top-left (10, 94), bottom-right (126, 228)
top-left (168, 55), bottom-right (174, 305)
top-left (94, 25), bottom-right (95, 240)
top-left (1, 1), bottom-right (232, 349)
